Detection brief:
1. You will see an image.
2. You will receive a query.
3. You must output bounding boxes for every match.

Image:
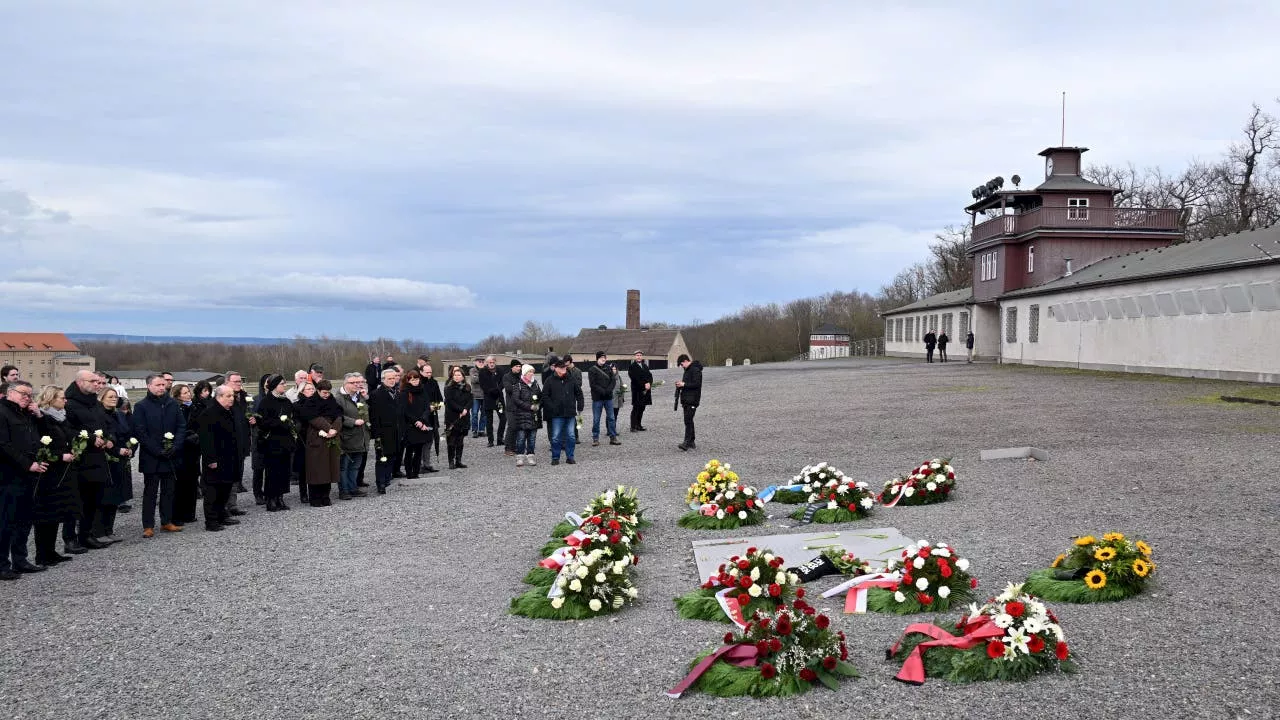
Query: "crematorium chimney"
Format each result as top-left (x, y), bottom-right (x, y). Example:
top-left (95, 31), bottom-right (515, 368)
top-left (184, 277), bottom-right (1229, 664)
top-left (626, 289), bottom-right (640, 330)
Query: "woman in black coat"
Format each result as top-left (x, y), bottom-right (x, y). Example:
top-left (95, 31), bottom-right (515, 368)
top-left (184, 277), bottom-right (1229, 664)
top-left (199, 387), bottom-right (241, 531)
top-left (97, 389), bottom-right (135, 541)
top-left (172, 384), bottom-right (205, 525)
top-left (256, 375), bottom-right (296, 512)
top-left (443, 367), bottom-right (471, 470)
top-left (398, 370), bottom-right (436, 478)
top-left (509, 367), bottom-right (541, 466)
top-left (33, 385), bottom-right (82, 563)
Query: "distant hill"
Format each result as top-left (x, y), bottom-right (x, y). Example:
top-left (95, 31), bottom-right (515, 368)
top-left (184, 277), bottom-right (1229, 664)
top-left (69, 333), bottom-right (293, 346)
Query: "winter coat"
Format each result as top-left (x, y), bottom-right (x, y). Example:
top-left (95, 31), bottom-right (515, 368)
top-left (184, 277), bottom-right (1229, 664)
top-left (966, 332), bottom-right (975, 350)
top-left (297, 393), bottom-right (341, 486)
top-left (199, 403), bottom-right (240, 485)
top-left (541, 372), bottom-right (583, 419)
top-left (937, 332), bottom-right (950, 349)
top-left (179, 400), bottom-right (204, 484)
top-left (510, 380), bottom-right (539, 431)
top-left (0, 398), bottom-right (39, 490)
top-left (334, 390), bottom-right (370, 454)
top-left (33, 411), bottom-right (79, 522)
top-left (679, 361), bottom-right (703, 408)
top-left (468, 366), bottom-right (485, 399)
top-left (367, 384), bottom-right (402, 458)
top-left (923, 331), bottom-right (937, 350)
top-left (628, 361), bottom-right (653, 407)
top-left (63, 381), bottom-right (112, 485)
top-left (256, 393), bottom-right (297, 457)
top-left (588, 362), bottom-right (614, 401)
top-left (364, 361), bottom-right (386, 390)
top-left (501, 369), bottom-right (521, 405)
top-left (101, 409), bottom-right (135, 506)
top-left (131, 391), bottom-right (186, 475)
top-left (444, 383), bottom-right (472, 437)
top-left (399, 382), bottom-right (435, 446)
top-left (478, 366), bottom-right (501, 400)
top-left (231, 390), bottom-right (251, 458)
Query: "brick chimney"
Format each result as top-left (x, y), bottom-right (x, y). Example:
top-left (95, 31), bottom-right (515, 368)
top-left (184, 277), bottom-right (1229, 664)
top-left (626, 289), bottom-right (640, 330)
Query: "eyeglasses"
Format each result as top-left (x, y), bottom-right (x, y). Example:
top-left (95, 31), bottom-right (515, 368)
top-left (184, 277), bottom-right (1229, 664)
top-left (10, 390), bottom-right (33, 398)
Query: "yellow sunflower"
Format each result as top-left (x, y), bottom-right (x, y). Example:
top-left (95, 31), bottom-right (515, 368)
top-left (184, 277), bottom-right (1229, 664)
top-left (1074, 535), bottom-right (1097, 547)
top-left (1094, 547), bottom-right (1117, 562)
top-left (1051, 554), bottom-right (1066, 568)
top-left (697, 471), bottom-right (710, 482)
top-left (1135, 540), bottom-right (1152, 557)
top-left (1132, 559), bottom-right (1153, 577)
top-left (1084, 569), bottom-right (1107, 590)
top-left (1103, 532), bottom-right (1125, 542)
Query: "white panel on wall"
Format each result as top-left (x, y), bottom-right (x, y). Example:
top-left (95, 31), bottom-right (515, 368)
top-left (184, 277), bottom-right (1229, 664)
top-left (1074, 301), bottom-right (1091, 320)
top-left (1063, 303), bottom-right (1079, 321)
top-left (1137, 294), bottom-right (1160, 317)
top-left (1248, 281), bottom-right (1280, 311)
top-left (1051, 304), bottom-right (1067, 322)
top-left (1196, 287), bottom-right (1226, 314)
top-left (1155, 292), bottom-right (1179, 316)
top-left (1175, 289), bottom-right (1201, 315)
top-left (1220, 285), bottom-right (1252, 313)
top-left (1088, 299), bottom-right (1106, 320)
top-left (1104, 298), bottom-right (1124, 319)
top-left (1120, 296), bottom-right (1141, 318)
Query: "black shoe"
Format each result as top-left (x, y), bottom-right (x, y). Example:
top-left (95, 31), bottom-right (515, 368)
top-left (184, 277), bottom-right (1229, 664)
top-left (377, 486), bottom-right (387, 495)
top-left (321, 497), bottom-right (332, 507)
top-left (406, 474), bottom-right (419, 480)
top-left (357, 481), bottom-right (369, 487)
top-left (551, 459), bottom-right (560, 466)
top-left (637, 426), bottom-right (647, 432)
top-left (82, 537), bottom-right (109, 550)
top-left (565, 458), bottom-right (576, 465)
top-left (391, 472), bottom-right (404, 479)
top-left (609, 437), bottom-right (621, 445)
top-left (455, 462), bottom-right (467, 469)
top-left (254, 493), bottom-right (266, 505)
top-left (423, 466), bottom-right (437, 473)
top-left (277, 498), bottom-right (290, 510)
top-left (228, 508), bottom-right (247, 517)
top-left (14, 560), bottom-right (47, 573)
top-left (592, 439), bottom-right (599, 447)
top-left (117, 504), bottom-right (132, 513)
top-left (266, 498), bottom-right (283, 511)
top-left (235, 482), bottom-right (248, 493)
top-left (338, 492), bottom-right (352, 500)
top-left (0, 570), bottom-right (20, 581)
top-left (351, 490), bottom-right (368, 498)
top-left (64, 541), bottom-right (88, 555)
top-left (220, 517), bottom-right (241, 526)
top-left (38, 553), bottom-right (71, 565)
top-left (205, 524), bottom-right (225, 532)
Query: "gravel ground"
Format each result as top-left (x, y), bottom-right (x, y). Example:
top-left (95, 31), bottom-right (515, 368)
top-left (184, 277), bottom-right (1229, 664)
top-left (2, 358), bottom-right (1277, 719)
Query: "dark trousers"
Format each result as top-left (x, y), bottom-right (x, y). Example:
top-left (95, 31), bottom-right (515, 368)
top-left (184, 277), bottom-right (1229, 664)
top-left (142, 472), bottom-right (176, 528)
top-left (174, 468), bottom-right (199, 524)
top-left (504, 419), bottom-right (517, 452)
top-left (203, 481), bottom-right (232, 526)
top-left (292, 444), bottom-right (306, 483)
top-left (357, 450), bottom-right (368, 485)
top-left (77, 481), bottom-right (103, 543)
top-left (224, 456), bottom-right (245, 510)
top-left (938, 346), bottom-right (948, 362)
top-left (94, 504), bottom-right (118, 537)
top-left (630, 402), bottom-right (647, 430)
top-left (925, 346), bottom-right (935, 362)
top-left (404, 443), bottom-right (425, 477)
top-left (251, 446), bottom-right (265, 496)
top-left (6, 487), bottom-right (34, 564)
top-left (682, 404), bottom-right (698, 446)
top-left (263, 450), bottom-right (292, 498)
top-left (447, 431), bottom-right (466, 465)
top-left (33, 522), bottom-right (63, 560)
top-left (484, 396), bottom-right (500, 444)
top-left (394, 442), bottom-right (407, 477)
top-left (309, 483), bottom-right (331, 505)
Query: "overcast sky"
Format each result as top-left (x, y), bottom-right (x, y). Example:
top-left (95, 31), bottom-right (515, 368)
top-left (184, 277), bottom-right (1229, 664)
top-left (3, 2), bottom-right (1278, 343)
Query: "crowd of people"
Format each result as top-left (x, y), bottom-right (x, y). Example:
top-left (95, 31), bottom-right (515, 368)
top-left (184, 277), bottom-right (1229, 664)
top-left (0, 350), bottom-right (704, 580)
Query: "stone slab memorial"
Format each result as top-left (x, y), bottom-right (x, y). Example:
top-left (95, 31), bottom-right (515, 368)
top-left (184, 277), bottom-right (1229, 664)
top-left (691, 527), bottom-right (915, 582)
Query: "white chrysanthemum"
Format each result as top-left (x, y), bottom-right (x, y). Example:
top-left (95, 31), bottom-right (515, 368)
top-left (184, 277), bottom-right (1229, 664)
top-left (860, 497), bottom-right (874, 509)
top-left (933, 547), bottom-right (951, 558)
top-left (903, 486), bottom-right (915, 497)
top-left (788, 572), bottom-right (800, 585)
top-left (569, 579), bottom-right (582, 592)
top-left (626, 587), bottom-right (639, 598)
top-left (912, 557), bottom-right (925, 569)
top-left (993, 612), bottom-right (1014, 629)
top-left (550, 597), bottom-right (564, 609)
top-left (594, 573), bottom-right (606, 583)
top-left (931, 461), bottom-right (941, 469)
top-left (737, 511), bottom-right (747, 520)
top-left (855, 481), bottom-right (868, 489)
top-left (775, 572), bottom-right (787, 586)
top-left (715, 510), bottom-right (725, 519)
top-left (944, 464), bottom-right (954, 474)
top-left (915, 577), bottom-right (929, 590)
top-left (955, 558), bottom-right (970, 572)
top-left (938, 585), bottom-right (951, 598)
top-left (588, 599), bottom-right (603, 612)
top-left (926, 481), bottom-right (937, 491)
top-left (835, 485), bottom-right (847, 495)
top-left (894, 591), bottom-right (906, 603)
top-left (725, 491), bottom-right (736, 499)
top-left (748, 584), bottom-right (762, 598)
top-left (917, 539), bottom-right (930, 548)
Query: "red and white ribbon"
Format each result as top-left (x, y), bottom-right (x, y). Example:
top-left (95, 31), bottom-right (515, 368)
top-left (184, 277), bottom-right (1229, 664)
top-left (665, 642), bottom-right (760, 698)
top-left (714, 586), bottom-right (749, 628)
top-left (888, 616), bottom-right (1005, 685)
top-left (878, 481), bottom-right (915, 508)
top-left (821, 572), bottom-right (901, 614)
top-left (538, 545), bottom-right (575, 570)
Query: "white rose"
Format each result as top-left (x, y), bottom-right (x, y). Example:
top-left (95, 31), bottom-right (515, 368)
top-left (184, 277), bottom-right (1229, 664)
top-left (164, 432), bottom-right (174, 440)
top-left (903, 486), bottom-right (916, 497)
top-left (79, 430), bottom-right (89, 438)
top-left (575, 566), bottom-right (589, 579)
top-left (626, 588), bottom-right (638, 598)
top-left (550, 597), bottom-right (564, 609)
top-left (955, 558), bottom-right (970, 571)
top-left (938, 585), bottom-right (951, 598)
top-left (933, 547), bottom-right (951, 557)
top-left (40, 436), bottom-right (52, 445)
top-left (93, 430), bottom-right (103, 437)
top-left (748, 584), bottom-right (762, 598)
top-left (860, 497), bottom-right (874, 509)
top-left (915, 577), bottom-right (929, 590)
top-left (280, 415), bottom-right (289, 422)
top-left (944, 465), bottom-right (954, 474)
top-left (926, 481), bottom-right (937, 491)
top-left (743, 487), bottom-right (754, 496)
top-left (775, 572), bottom-right (787, 586)
top-left (594, 573), bottom-right (606, 582)
top-left (788, 572), bottom-right (800, 585)
top-left (763, 553), bottom-right (775, 562)
top-left (737, 511), bottom-right (747, 520)
top-left (750, 567), bottom-right (760, 581)
top-left (715, 510), bottom-right (725, 520)
top-left (569, 579), bottom-right (582, 592)
top-left (588, 599), bottom-right (602, 612)
top-left (356, 402), bottom-right (364, 408)
top-left (894, 591), bottom-right (906, 603)
top-left (912, 557), bottom-right (925, 569)
top-left (725, 491), bottom-right (736, 499)
top-left (379, 456), bottom-right (388, 462)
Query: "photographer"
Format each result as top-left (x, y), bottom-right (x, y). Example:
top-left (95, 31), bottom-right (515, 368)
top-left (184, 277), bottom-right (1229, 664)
top-left (675, 354), bottom-right (702, 452)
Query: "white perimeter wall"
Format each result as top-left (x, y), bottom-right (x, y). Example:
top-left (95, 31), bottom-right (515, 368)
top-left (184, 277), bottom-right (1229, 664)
top-left (884, 304), bottom-right (1002, 360)
top-left (1000, 264), bottom-right (1280, 383)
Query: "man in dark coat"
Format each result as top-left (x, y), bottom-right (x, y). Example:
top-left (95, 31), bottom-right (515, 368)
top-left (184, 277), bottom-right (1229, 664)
top-left (64, 371), bottom-right (113, 549)
top-left (627, 351), bottom-right (653, 432)
top-left (131, 374), bottom-right (186, 534)
top-left (1, 380), bottom-right (51, 578)
top-left (923, 330), bottom-right (937, 363)
top-left (675, 354), bottom-right (702, 452)
top-left (199, 386), bottom-right (241, 531)
top-left (222, 371), bottom-right (252, 514)
top-left (501, 359), bottom-right (522, 455)
top-left (937, 331), bottom-right (950, 363)
top-left (587, 351), bottom-right (620, 446)
top-left (367, 366), bottom-right (402, 492)
top-left (966, 331), bottom-right (976, 363)
top-left (364, 355), bottom-right (386, 390)
top-left (541, 360), bottom-right (583, 466)
top-left (477, 357), bottom-right (502, 448)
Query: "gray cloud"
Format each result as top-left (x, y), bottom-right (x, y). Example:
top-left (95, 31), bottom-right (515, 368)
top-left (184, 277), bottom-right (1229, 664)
top-left (0, 181), bottom-right (71, 237)
top-left (144, 207), bottom-right (267, 224)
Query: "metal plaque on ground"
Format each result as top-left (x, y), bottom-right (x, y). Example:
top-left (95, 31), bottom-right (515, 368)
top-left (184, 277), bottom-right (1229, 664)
top-left (690, 527), bottom-right (916, 582)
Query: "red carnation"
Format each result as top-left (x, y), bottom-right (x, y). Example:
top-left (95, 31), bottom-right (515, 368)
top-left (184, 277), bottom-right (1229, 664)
top-left (939, 564), bottom-right (952, 579)
top-left (759, 663), bottom-right (776, 680)
top-left (747, 546), bottom-right (757, 555)
top-left (1005, 601), bottom-right (1025, 618)
top-left (902, 573), bottom-right (912, 585)
top-left (609, 533), bottom-right (622, 544)
top-left (756, 640), bottom-right (770, 655)
top-left (739, 576), bottom-right (753, 589)
top-left (768, 583), bottom-right (781, 597)
top-left (636, 532), bottom-right (644, 541)
top-left (796, 588), bottom-right (806, 599)
top-left (815, 614), bottom-right (830, 630)
top-left (737, 560), bottom-right (750, 571)
top-left (758, 617), bottom-right (771, 629)
top-left (917, 592), bottom-right (933, 605)
top-left (723, 632), bottom-right (735, 644)
top-left (799, 668), bottom-right (817, 683)
top-left (769, 637), bottom-right (782, 652)
top-left (738, 593), bottom-right (751, 606)
top-left (970, 577), bottom-right (979, 589)
top-left (580, 537), bottom-right (591, 548)
top-left (1028, 635), bottom-right (1045, 654)
top-left (700, 580), bottom-right (715, 589)
top-left (847, 503), bottom-right (857, 512)
top-left (947, 471), bottom-right (955, 479)
top-left (1055, 642), bottom-right (1069, 661)
top-left (725, 505), bottom-right (736, 514)
top-left (918, 547), bottom-right (931, 558)
top-left (776, 618), bottom-right (792, 636)
top-left (769, 558), bottom-right (783, 568)
top-left (717, 563), bottom-right (726, 573)
top-left (822, 656), bottom-right (837, 671)
top-left (746, 499), bottom-right (755, 509)
top-left (729, 555), bottom-right (739, 563)
top-left (986, 640), bottom-right (1004, 659)
top-left (901, 550), bottom-right (909, 558)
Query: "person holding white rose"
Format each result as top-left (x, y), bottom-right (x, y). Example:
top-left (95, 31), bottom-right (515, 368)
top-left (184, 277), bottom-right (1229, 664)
top-left (0, 380), bottom-right (50, 578)
top-left (33, 385), bottom-right (82, 563)
top-left (334, 372), bottom-right (371, 501)
top-left (62, 371), bottom-right (113, 550)
top-left (131, 374), bottom-right (187, 537)
top-left (256, 375), bottom-right (298, 511)
top-left (297, 380), bottom-right (342, 507)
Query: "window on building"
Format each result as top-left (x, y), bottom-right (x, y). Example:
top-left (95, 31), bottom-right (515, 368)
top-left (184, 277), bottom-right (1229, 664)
top-left (1027, 245), bottom-right (1035, 273)
top-left (1005, 306), bottom-right (1018, 343)
top-left (1067, 198), bottom-right (1089, 220)
top-left (942, 312), bottom-right (953, 337)
top-left (905, 317), bottom-right (913, 342)
top-left (980, 250), bottom-right (999, 282)
top-left (896, 318), bottom-right (903, 342)
top-left (959, 311), bottom-right (969, 337)
top-left (1029, 304), bottom-right (1040, 343)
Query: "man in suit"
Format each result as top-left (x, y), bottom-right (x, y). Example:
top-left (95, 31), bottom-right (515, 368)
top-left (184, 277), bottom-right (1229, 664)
top-left (131, 374), bottom-right (186, 536)
top-left (627, 351), bottom-right (653, 432)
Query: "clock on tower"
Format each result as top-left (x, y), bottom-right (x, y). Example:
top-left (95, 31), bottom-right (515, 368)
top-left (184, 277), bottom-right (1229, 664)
top-left (1045, 156), bottom-right (1055, 178)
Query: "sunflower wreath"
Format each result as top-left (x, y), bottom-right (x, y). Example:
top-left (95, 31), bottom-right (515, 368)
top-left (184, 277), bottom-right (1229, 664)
top-left (1023, 532), bottom-right (1155, 603)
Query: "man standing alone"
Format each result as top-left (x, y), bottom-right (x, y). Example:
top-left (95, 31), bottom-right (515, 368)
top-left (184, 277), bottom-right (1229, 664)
top-left (588, 352), bottom-right (621, 447)
top-left (675, 354), bottom-right (702, 452)
top-left (132, 374), bottom-right (186, 536)
top-left (627, 351), bottom-right (652, 432)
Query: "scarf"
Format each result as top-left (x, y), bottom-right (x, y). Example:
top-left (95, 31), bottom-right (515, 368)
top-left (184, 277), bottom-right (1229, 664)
top-left (43, 406), bottom-right (67, 422)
